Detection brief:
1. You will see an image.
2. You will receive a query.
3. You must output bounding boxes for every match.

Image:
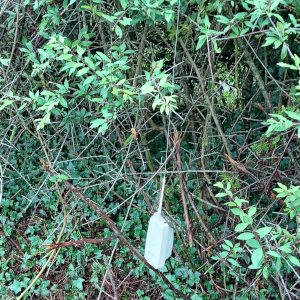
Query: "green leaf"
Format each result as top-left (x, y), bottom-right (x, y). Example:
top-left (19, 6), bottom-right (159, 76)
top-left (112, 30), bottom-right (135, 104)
top-left (256, 227), bottom-right (272, 238)
top-left (96, 52), bottom-right (111, 62)
top-left (77, 45), bottom-right (84, 57)
top-left (72, 277), bottom-right (85, 290)
top-left (235, 223), bottom-right (248, 232)
top-left (263, 267), bottom-right (269, 279)
top-left (141, 82), bottom-right (155, 95)
top-left (266, 250), bottom-right (281, 258)
top-left (281, 43), bottom-right (287, 60)
top-left (251, 248), bottom-right (264, 268)
top-left (225, 202), bottom-right (236, 206)
top-left (228, 258), bottom-right (241, 267)
top-left (231, 208), bottom-right (244, 216)
top-left (78, 26), bottom-right (88, 39)
top-left (102, 14), bottom-right (117, 23)
top-left (85, 57), bottom-right (95, 70)
top-left (234, 197), bottom-right (248, 207)
top-left (214, 182), bottom-right (224, 188)
top-left (224, 240), bottom-right (233, 248)
top-left (276, 21), bottom-right (284, 36)
top-left (115, 25), bottom-right (123, 38)
top-left (215, 15), bottom-right (230, 25)
top-left (196, 35), bottom-right (206, 50)
top-left (237, 232), bottom-right (255, 240)
top-left (83, 75), bottom-right (95, 86)
top-left (294, 54), bottom-right (300, 67)
top-left (248, 207), bottom-right (256, 217)
top-left (277, 62), bottom-right (298, 70)
top-left (246, 239), bottom-right (261, 248)
top-left (57, 174), bottom-right (68, 180)
top-left (41, 90), bottom-right (55, 96)
top-left (262, 37), bottom-right (277, 47)
top-left (8, 280), bottom-right (23, 294)
top-left (0, 100), bottom-right (14, 111)
top-left (90, 118), bottom-right (106, 128)
top-left (164, 10), bottom-right (174, 23)
top-left (57, 53), bottom-right (73, 60)
top-left (0, 58), bottom-right (10, 66)
top-left (285, 110), bottom-right (300, 121)
top-left (60, 98), bottom-right (68, 108)
top-left (288, 255), bottom-right (300, 266)
top-left (215, 192), bottom-right (227, 198)
top-left (191, 294), bottom-right (203, 300)
top-left (68, 62), bottom-right (84, 68)
top-left (76, 67), bottom-right (90, 76)
top-left (124, 135), bottom-right (132, 146)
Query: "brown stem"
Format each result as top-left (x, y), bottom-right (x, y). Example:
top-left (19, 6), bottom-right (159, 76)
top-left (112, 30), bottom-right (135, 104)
top-left (265, 130), bottom-right (296, 192)
top-left (182, 180), bottom-right (217, 244)
top-left (178, 38), bottom-right (231, 156)
top-left (103, 255), bottom-right (118, 300)
top-left (43, 236), bottom-right (118, 249)
top-left (114, 124), bottom-right (153, 210)
top-left (133, 22), bottom-right (148, 88)
top-left (176, 143), bottom-right (193, 247)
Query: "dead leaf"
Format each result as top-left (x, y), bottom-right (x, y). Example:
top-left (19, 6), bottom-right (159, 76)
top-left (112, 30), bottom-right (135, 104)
top-left (225, 154), bottom-right (248, 173)
top-left (131, 128), bottom-right (138, 139)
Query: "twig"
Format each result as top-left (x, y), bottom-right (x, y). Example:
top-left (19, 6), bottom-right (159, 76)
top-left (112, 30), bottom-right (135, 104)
top-left (4, 0), bottom-right (20, 83)
top-left (0, 0), bottom-right (13, 19)
top-left (44, 236), bottom-right (118, 249)
top-left (265, 130), bottom-right (296, 193)
top-left (103, 255), bottom-right (118, 300)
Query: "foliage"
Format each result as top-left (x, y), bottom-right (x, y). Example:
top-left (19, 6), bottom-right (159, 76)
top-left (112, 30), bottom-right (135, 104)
top-left (1, 0), bottom-right (300, 299)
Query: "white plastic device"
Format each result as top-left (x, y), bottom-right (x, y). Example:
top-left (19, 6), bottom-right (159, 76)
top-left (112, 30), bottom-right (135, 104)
top-left (144, 177), bottom-right (174, 269)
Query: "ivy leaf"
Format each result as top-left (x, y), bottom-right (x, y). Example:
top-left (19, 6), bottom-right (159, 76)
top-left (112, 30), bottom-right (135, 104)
top-left (191, 294), bottom-right (203, 300)
top-left (72, 277), bottom-right (85, 290)
top-left (9, 280), bottom-right (23, 294)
